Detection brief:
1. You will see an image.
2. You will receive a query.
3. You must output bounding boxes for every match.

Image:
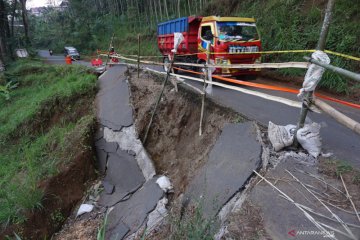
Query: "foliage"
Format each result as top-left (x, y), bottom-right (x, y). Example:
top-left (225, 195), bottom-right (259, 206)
top-left (227, 0), bottom-right (360, 93)
top-left (0, 80), bottom-right (18, 100)
top-left (0, 59), bottom-right (97, 226)
top-left (97, 211), bottom-right (109, 240)
top-left (30, 0), bottom-right (359, 94)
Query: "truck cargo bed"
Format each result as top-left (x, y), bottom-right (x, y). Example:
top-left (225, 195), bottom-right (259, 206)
top-left (157, 17), bottom-right (201, 55)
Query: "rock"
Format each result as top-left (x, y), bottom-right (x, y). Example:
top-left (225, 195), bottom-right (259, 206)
top-left (156, 176), bottom-right (173, 193)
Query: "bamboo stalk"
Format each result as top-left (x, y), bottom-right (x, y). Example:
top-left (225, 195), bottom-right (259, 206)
top-left (313, 98), bottom-right (360, 135)
top-left (137, 34), bottom-right (140, 78)
top-left (253, 170), bottom-right (337, 240)
top-left (143, 53), bottom-right (177, 144)
top-left (286, 169), bottom-right (356, 239)
top-left (199, 43), bottom-right (210, 136)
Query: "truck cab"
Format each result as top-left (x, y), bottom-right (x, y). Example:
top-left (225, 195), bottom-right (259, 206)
top-left (197, 16), bottom-right (262, 76)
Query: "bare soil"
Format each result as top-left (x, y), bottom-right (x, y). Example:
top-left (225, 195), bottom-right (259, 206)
top-left (128, 69), bottom-right (241, 197)
top-left (225, 201), bottom-right (271, 240)
top-left (318, 156), bottom-right (360, 210)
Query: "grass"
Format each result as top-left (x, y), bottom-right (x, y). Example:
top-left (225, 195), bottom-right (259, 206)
top-left (0, 59), bottom-right (97, 226)
top-left (168, 204), bottom-right (217, 240)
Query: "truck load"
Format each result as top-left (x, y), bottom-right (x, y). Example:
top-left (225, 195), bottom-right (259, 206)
top-left (157, 16), bottom-right (262, 77)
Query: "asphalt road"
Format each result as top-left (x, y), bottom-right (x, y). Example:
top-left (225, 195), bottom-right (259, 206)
top-left (38, 50), bottom-right (92, 67)
top-left (38, 50), bottom-right (360, 168)
top-left (155, 65), bottom-right (360, 168)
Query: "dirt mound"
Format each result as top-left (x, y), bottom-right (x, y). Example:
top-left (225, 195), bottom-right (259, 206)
top-left (129, 70), bottom-right (242, 197)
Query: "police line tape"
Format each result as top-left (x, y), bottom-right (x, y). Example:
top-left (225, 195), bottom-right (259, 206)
top-left (100, 53), bottom-right (309, 69)
top-left (101, 53), bottom-right (360, 110)
top-left (98, 49), bottom-right (360, 61)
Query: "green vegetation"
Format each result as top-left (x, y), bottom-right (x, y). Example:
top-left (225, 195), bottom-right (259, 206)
top-left (211, 0), bottom-right (359, 93)
top-left (169, 205), bottom-right (216, 240)
top-left (30, 0), bottom-right (359, 93)
top-left (0, 59), bottom-right (97, 226)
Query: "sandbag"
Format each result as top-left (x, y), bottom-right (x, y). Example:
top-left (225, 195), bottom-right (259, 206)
top-left (268, 121), bottom-right (296, 151)
top-left (296, 122), bottom-right (322, 158)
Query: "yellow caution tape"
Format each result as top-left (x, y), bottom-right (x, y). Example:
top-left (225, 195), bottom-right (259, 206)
top-left (324, 50), bottom-right (360, 61)
top-left (98, 49), bottom-right (360, 61)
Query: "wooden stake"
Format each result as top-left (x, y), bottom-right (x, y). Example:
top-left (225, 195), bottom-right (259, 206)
top-left (105, 33), bottom-right (114, 70)
top-left (137, 34), bottom-right (140, 78)
top-left (143, 53), bottom-right (177, 144)
top-left (199, 43), bottom-right (210, 136)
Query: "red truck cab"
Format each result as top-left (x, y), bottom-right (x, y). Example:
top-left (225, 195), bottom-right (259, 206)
top-left (198, 16), bottom-right (261, 76)
top-left (157, 16), bottom-right (262, 77)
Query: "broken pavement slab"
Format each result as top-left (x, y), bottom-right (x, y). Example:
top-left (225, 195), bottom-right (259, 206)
top-left (106, 178), bottom-right (164, 239)
top-left (186, 122), bottom-right (262, 218)
top-left (97, 67), bottom-right (133, 130)
top-left (99, 150), bottom-right (145, 207)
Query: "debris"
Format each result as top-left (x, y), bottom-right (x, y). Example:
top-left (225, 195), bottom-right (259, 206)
top-left (76, 204), bottom-right (94, 217)
top-left (268, 121), bottom-right (296, 151)
top-left (156, 176), bottom-right (173, 193)
top-left (146, 197), bottom-right (168, 232)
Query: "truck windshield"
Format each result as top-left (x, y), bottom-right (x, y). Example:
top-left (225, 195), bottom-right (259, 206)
top-left (217, 22), bottom-right (259, 41)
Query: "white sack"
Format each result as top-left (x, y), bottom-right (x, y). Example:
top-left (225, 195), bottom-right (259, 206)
top-left (76, 204), bottom-right (94, 217)
top-left (296, 122), bottom-right (322, 158)
top-left (298, 51), bottom-right (330, 100)
top-left (172, 32), bottom-right (184, 53)
top-left (268, 121), bottom-right (296, 151)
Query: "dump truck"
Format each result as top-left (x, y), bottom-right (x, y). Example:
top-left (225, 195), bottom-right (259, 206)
top-left (157, 16), bottom-right (262, 77)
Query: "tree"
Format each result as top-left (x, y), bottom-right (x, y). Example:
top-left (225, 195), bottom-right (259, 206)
top-left (0, 0), bottom-right (10, 62)
top-left (19, 0), bottom-right (30, 45)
